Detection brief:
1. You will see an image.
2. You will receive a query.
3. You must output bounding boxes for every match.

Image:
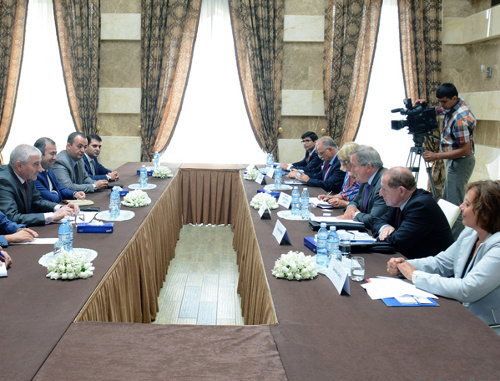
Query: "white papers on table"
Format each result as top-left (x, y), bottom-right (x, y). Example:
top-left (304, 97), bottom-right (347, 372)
top-left (310, 215), bottom-right (360, 224)
top-left (11, 238), bottom-right (59, 245)
top-left (0, 263), bottom-right (7, 277)
top-left (338, 230), bottom-right (376, 243)
top-left (283, 180), bottom-right (303, 185)
top-left (309, 197), bottom-right (333, 209)
top-left (361, 277), bottom-right (437, 300)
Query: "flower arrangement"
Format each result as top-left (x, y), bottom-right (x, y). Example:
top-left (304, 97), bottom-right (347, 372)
top-left (122, 190), bottom-right (151, 207)
top-left (250, 192), bottom-right (279, 210)
top-left (244, 168), bottom-right (260, 180)
top-left (152, 166), bottom-right (173, 178)
top-left (272, 251), bottom-right (318, 281)
top-left (46, 249), bottom-right (95, 280)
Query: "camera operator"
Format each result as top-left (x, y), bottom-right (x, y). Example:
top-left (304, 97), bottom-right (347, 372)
top-left (416, 83), bottom-right (476, 239)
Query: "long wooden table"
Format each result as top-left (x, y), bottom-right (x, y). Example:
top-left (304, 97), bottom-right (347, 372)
top-left (2, 164), bottom-right (499, 380)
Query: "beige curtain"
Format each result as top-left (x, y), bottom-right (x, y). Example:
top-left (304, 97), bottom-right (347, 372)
top-left (53, 0), bottom-right (100, 136)
top-left (324, 0), bottom-right (382, 146)
top-left (398, 0), bottom-right (444, 196)
top-left (141, 0), bottom-right (202, 161)
top-left (229, 0), bottom-right (284, 154)
top-left (0, 1), bottom-right (28, 164)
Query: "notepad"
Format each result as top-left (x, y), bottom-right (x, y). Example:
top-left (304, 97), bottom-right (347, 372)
top-left (0, 263), bottom-right (7, 277)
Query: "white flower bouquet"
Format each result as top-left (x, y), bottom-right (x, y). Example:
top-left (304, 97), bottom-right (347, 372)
top-left (250, 192), bottom-right (279, 210)
top-left (272, 251), bottom-right (318, 281)
top-left (244, 168), bottom-right (260, 180)
top-left (122, 189), bottom-right (152, 207)
top-left (152, 166), bottom-right (173, 178)
top-left (46, 249), bottom-right (95, 280)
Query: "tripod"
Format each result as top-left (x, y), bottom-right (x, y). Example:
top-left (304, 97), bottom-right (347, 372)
top-left (406, 133), bottom-right (438, 199)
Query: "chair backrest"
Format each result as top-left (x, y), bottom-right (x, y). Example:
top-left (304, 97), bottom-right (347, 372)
top-left (437, 199), bottom-right (461, 228)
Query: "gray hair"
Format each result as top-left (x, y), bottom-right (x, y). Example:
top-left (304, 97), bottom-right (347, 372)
top-left (9, 144), bottom-right (42, 168)
top-left (317, 136), bottom-right (338, 149)
top-left (385, 166), bottom-right (416, 191)
top-left (350, 145), bottom-right (383, 169)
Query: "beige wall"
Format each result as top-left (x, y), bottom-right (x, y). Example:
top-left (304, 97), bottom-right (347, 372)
top-left (99, 0), bottom-right (499, 181)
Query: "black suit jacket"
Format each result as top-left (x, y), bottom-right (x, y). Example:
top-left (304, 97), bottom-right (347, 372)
top-left (372, 189), bottom-right (454, 259)
top-left (0, 165), bottom-right (57, 226)
top-left (305, 156), bottom-right (345, 193)
top-left (292, 150), bottom-right (322, 174)
top-left (348, 168), bottom-right (389, 229)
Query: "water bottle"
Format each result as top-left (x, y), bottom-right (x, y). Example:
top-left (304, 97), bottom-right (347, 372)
top-left (140, 165), bottom-right (148, 188)
top-left (153, 151), bottom-right (160, 171)
top-left (109, 186), bottom-right (121, 218)
top-left (291, 186), bottom-right (300, 216)
top-left (300, 187), bottom-right (310, 219)
top-left (266, 153), bottom-right (274, 170)
top-left (58, 218), bottom-right (72, 252)
top-left (274, 166), bottom-right (282, 189)
top-left (316, 223), bottom-right (329, 267)
top-left (327, 226), bottom-right (341, 261)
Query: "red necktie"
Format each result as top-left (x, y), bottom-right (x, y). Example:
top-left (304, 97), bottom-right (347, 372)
top-left (23, 181), bottom-right (28, 198)
top-left (323, 164), bottom-right (331, 181)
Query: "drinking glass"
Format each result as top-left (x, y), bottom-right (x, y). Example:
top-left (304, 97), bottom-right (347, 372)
top-left (350, 256), bottom-right (365, 282)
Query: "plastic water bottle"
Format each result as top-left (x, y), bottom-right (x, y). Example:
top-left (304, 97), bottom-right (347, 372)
top-left (140, 165), bottom-right (148, 188)
top-left (291, 186), bottom-right (300, 216)
top-left (327, 226), bottom-right (341, 261)
top-left (153, 151), bottom-right (160, 171)
top-left (274, 166), bottom-right (282, 189)
top-left (316, 223), bottom-right (329, 267)
top-left (266, 153), bottom-right (274, 170)
top-left (300, 187), bottom-right (310, 219)
top-left (58, 218), bottom-right (72, 252)
top-left (109, 186), bottom-right (121, 218)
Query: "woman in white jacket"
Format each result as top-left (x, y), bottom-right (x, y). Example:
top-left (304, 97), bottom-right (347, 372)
top-left (387, 180), bottom-right (500, 329)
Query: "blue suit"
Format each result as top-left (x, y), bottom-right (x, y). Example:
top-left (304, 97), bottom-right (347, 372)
top-left (83, 155), bottom-right (111, 181)
top-left (305, 155), bottom-right (345, 193)
top-left (292, 150), bottom-right (322, 174)
top-left (35, 169), bottom-right (75, 203)
top-left (0, 211), bottom-right (24, 247)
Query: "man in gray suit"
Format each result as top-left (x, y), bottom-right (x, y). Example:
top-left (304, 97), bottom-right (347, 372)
top-left (338, 145), bottom-right (389, 229)
top-left (53, 132), bottom-right (108, 193)
top-left (0, 145), bottom-right (78, 226)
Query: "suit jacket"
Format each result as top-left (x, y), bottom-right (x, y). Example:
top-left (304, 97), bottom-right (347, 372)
top-left (409, 228), bottom-right (500, 326)
top-left (348, 168), bottom-right (389, 229)
top-left (305, 156), bottom-right (345, 193)
top-left (83, 155), bottom-right (111, 181)
top-left (372, 189), bottom-right (454, 259)
top-left (53, 150), bottom-right (96, 193)
top-left (292, 150), bottom-right (322, 174)
top-left (0, 165), bottom-right (57, 226)
top-left (35, 169), bottom-right (75, 203)
top-left (0, 211), bottom-right (24, 247)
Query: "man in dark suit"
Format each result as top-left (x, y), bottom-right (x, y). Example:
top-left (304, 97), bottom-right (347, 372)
top-left (34, 137), bottom-right (86, 203)
top-left (52, 132), bottom-right (109, 193)
top-left (289, 136), bottom-right (345, 193)
top-left (0, 145), bottom-right (78, 226)
top-left (338, 145), bottom-right (389, 229)
top-left (83, 134), bottom-right (119, 181)
top-left (372, 167), bottom-right (454, 259)
top-left (280, 131), bottom-right (321, 174)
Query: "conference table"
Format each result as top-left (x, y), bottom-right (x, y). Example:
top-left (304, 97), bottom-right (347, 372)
top-left (1, 163), bottom-right (499, 380)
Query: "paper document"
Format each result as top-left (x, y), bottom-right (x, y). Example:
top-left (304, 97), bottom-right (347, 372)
top-left (11, 238), bottom-right (59, 245)
top-left (309, 197), bottom-right (333, 209)
top-left (310, 215), bottom-right (359, 224)
top-left (338, 230), bottom-right (375, 243)
top-left (361, 277), bottom-right (437, 300)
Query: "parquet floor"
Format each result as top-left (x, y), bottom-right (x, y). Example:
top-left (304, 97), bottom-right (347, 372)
top-left (152, 224), bottom-right (244, 325)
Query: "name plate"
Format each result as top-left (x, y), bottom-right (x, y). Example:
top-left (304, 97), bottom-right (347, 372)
top-left (272, 219), bottom-right (292, 245)
top-left (322, 258), bottom-right (350, 295)
top-left (255, 173), bottom-right (266, 185)
top-left (246, 163), bottom-right (256, 172)
top-left (258, 203), bottom-right (271, 219)
top-left (278, 192), bottom-right (292, 209)
top-left (266, 167), bottom-right (275, 179)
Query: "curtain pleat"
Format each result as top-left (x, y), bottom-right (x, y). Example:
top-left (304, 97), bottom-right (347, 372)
top-left (398, 0), bottom-right (443, 196)
top-left (324, 0), bottom-right (382, 146)
top-left (140, 0), bottom-right (202, 161)
top-left (228, 0), bottom-right (284, 154)
top-left (0, 0), bottom-right (28, 164)
top-left (53, 0), bottom-right (100, 136)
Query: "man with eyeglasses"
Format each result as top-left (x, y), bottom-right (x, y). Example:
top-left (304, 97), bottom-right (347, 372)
top-left (280, 131), bottom-right (321, 174)
top-left (338, 145), bottom-right (389, 229)
top-left (289, 136), bottom-right (345, 193)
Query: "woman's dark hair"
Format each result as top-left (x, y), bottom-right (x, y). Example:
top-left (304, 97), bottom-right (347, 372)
top-left (466, 180), bottom-right (500, 234)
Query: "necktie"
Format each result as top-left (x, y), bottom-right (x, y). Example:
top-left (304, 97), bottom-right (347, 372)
top-left (362, 183), bottom-right (371, 212)
top-left (323, 164), bottom-right (331, 181)
top-left (395, 207), bottom-right (401, 229)
top-left (22, 181), bottom-right (28, 198)
top-left (90, 159), bottom-right (96, 175)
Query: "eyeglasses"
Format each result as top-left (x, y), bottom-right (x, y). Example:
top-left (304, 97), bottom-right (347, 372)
top-left (317, 147), bottom-right (330, 156)
top-left (301, 139), bottom-right (312, 143)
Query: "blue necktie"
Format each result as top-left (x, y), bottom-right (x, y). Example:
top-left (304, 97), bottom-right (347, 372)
top-left (362, 183), bottom-right (371, 212)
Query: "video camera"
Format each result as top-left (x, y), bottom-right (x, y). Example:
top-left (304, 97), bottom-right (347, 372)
top-left (391, 98), bottom-right (438, 136)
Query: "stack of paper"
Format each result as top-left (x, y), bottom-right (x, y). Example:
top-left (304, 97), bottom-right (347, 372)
top-left (362, 276), bottom-right (437, 300)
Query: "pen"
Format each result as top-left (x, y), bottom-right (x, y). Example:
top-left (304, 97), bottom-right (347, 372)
top-left (0, 251), bottom-right (6, 260)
